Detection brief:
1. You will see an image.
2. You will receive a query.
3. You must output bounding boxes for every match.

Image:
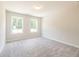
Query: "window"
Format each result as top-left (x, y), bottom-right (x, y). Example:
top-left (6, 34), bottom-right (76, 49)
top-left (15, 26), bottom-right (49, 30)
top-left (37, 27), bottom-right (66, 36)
top-left (11, 16), bottom-right (23, 34)
top-left (30, 17), bottom-right (38, 32)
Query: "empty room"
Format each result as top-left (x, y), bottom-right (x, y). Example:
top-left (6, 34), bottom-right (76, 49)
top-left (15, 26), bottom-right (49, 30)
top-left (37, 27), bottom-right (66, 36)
top-left (0, 1), bottom-right (79, 57)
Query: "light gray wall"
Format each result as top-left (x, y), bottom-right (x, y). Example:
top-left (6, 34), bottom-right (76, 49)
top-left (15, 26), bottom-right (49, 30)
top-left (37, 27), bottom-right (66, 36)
top-left (0, 3), bottom-right (6, 53)
top-left (6, 11), bottom-right (41, 42)
top-left (42, 2), bottom-right (79, 48)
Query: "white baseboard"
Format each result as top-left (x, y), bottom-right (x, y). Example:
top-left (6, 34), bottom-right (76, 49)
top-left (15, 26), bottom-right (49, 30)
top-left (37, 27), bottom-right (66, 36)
top-left (43, 36), bottom-right (79, 49)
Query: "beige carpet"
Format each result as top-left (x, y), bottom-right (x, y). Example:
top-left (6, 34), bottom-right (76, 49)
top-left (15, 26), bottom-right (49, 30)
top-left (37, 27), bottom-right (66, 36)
top-left (0, 37), bottom-right (79, 57)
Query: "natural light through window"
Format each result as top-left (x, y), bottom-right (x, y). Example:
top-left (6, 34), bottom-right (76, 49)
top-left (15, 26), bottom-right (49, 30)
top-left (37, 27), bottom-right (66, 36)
top-left (30, 17), bottom-right (38, 32)
top-left (11, 16), bottom-right (23, 34)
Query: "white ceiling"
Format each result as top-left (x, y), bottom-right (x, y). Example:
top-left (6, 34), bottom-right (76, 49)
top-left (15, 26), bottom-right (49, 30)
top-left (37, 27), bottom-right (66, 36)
top-left (2, 1), bottom-right (78, 17)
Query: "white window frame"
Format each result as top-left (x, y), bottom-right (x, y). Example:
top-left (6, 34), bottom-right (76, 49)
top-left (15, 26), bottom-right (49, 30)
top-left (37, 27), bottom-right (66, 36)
top-left (30, 17), bottom-right (38, 32)
top-left (11, 16), bottom-right (23, 34)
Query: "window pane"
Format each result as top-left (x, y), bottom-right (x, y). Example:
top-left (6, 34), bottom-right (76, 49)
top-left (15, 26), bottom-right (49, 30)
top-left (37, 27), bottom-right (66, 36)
top-left (17, 18), bottom-right (23, 29)
top-left (11, 16), bottom-right (17, 30)
top-left (17, 17), bottom-right (23, 33)
top-left (30, 17), bottom-right (38, 32)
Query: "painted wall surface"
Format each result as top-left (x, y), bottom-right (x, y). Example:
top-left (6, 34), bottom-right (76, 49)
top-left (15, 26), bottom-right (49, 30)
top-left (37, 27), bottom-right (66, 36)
top-left (6, 11), bottom-right (41, 42)
top-left (42, 2), bottom-right (79, 48)
top-left (0, 3), bottom-right (6, 53)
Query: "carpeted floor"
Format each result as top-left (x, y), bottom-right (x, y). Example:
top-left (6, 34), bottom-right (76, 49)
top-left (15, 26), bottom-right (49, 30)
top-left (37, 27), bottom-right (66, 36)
top-left (0, 37), bottom-right (79, 57)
